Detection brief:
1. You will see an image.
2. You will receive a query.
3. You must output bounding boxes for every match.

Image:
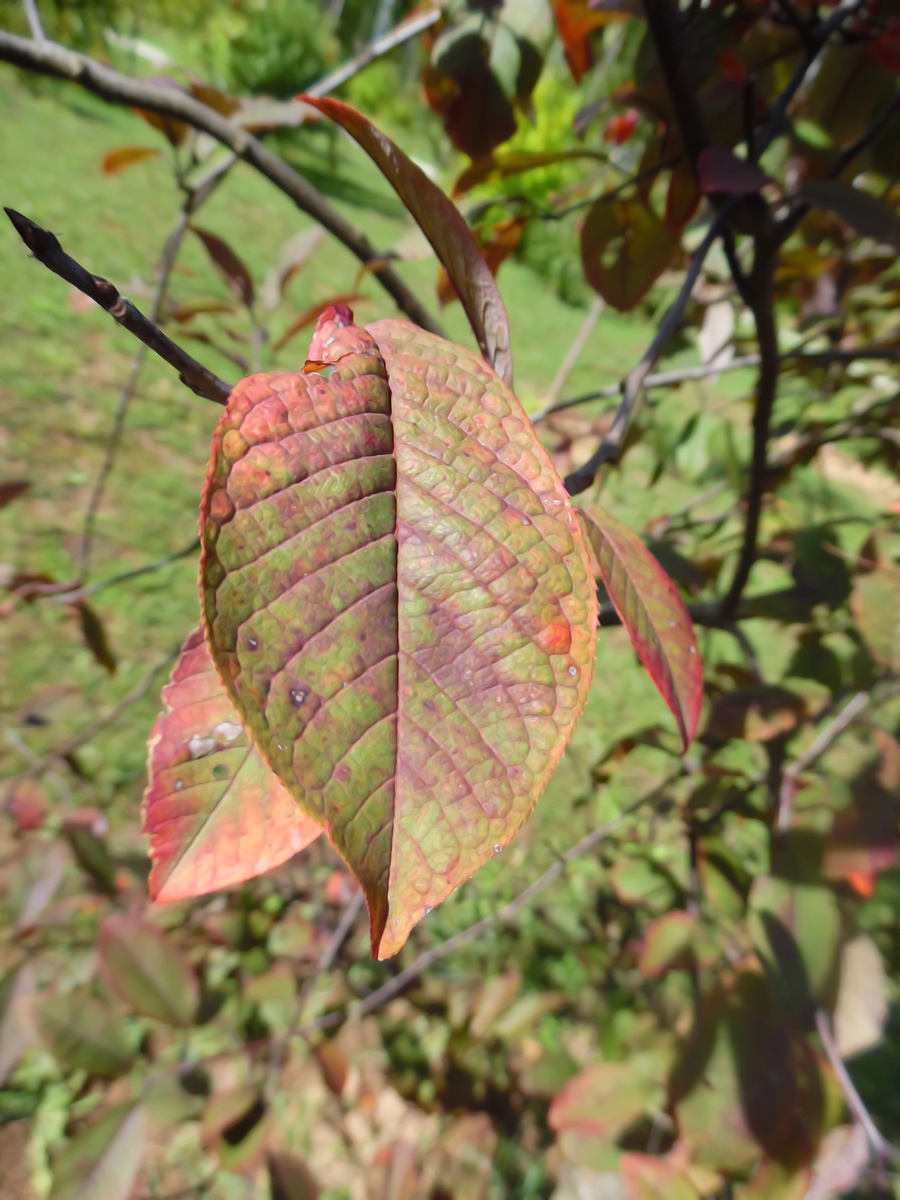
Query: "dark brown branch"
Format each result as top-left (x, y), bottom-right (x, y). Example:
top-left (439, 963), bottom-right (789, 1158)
top-left (564, 205), bottom-right (735, 495)
top-left (719, 247), bottom-right (779, 618)
top-left (642, 0), bottom-right (709, 173)
top-left (0, 29), bottom-right (443, 337)
top-left (4, 207), bottom-right (233, 404)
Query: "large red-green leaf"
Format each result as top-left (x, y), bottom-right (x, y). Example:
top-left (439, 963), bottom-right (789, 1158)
top-left (582, 506), bottom-right (702, 751)
top-left (143, 627), bottom-right (321, 903)
top-left (549, 1051), bottom-right (669, 1148)
top-left (580, 195), bottom-right (678, 313)
top-left (299, 96), bottom-right (513, 387)
top-left (200, 306), bottom-right (597, 957)
top-left (97, 913), bottom-right (198, 1026)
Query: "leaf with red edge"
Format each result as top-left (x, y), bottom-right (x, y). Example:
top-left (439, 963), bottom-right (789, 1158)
top-left (549, 1051), bottom-right (669, 1146)
top-left (101, 146), bottom-right (161, 176)
top-left (621, 1154), bottom-right (701, 1200)
top-left (437, 217), bottom-right (527, 307)
top-left (580, 195), bottom-right (678, 313)
top-left (298, 96), bottom-right (513, 387)
top-left (199, 306), bottom-right (597, 957)
top-left (698, 146), bottom-right (773, 195)
top-left (582, 506), bottom-right (702, 751)
top-left (143, 627), bottom-right (321, 903)
top-left (191, 226), bottom-right (255, 309)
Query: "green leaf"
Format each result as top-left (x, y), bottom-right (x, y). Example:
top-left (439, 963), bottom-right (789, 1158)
top-left (199, 306), bottom-right (597, 957)
top-left (748, 877), bottom-right (841, 1012)
top-left (580, 195), bottom-right (677, 312)
top-left (35, 992), bottom-right (134, 1079)
top-left (582, 506), bottom-right (703, 751)
top-left (143, 627), bottom-right (321, 903)
top-left (97, 913), bottom-right (199, 1027)
top-left (851, 565), bottom-right (900, 670)
top-left (299, 98), bottom-right (513, 386)
top-left (50, 1104), bottom-right (146, 1200)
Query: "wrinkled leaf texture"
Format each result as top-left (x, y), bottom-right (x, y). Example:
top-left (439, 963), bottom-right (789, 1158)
top-left (144, 627), bottom-right (320, 903)
top-left (199, 305), bottom-right (597, 957)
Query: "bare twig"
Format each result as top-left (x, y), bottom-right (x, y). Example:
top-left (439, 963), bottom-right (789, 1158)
top-left (4, 208), bottom-right (233, 404)
top-left (543, 296), bottom-right (604, 410)
top-left (78, 210), bottom-right (194, 576)
top-left (49, 538), bottom-right (201, 606)
top-left (718, 238), bottom-right (779, 618)
top-left (304, 783), bottom-right (671, 1033)
top-left (306, 8), bottom-right (440, 97)
top-left (10, 650), bottom-right (178, 784)
top-left (533, 343), bottom-right (900, 423)
top-left (0, 30), bottom-right (442, 336)
top-left (21, 0), bottom-right (45, 41)
top-left (318, 889), bottom-right (366, 973)
top-left (777, 691), bottom-right (871, 830)
top-left (815, 1009), bottom-right (900, 1167)
top-left (564, 207), bottom-right (735, 495)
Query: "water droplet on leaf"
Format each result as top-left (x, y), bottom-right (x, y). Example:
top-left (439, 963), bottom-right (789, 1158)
top-left (174, 779), bottom-right (184, 791)
top-left (246, 636), bottom-right (259, 651)
top-left (568, 665), bottom-right (578, 677)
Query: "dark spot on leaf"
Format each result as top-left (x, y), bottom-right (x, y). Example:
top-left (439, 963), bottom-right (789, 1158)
top-left (246, 637), bottom-right (259, 651)
top-left (423, 699), bottom-right (437, 713)
top-left (212, 764), bottom-right (228, 780)
top-left (289, 687), bottom-right (308, 708)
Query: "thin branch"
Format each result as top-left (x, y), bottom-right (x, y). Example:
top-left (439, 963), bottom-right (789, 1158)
top-left (4, 208), bottom-right (233, 404)
top-left (306, 8), bottom-right (440, 98)
top-left (564, 207), bottom-right (735, 495)
top-left (0, 30), bottom-right (442, 336)
top-left (543, 296), bottom-right (604, 411)
top-left (756, 0), bottom-right (868, 159)
top-left (11, 650), bottom-right (178, 783)
top-left (533, 343), bottom-right (900, 423)
top-left (21, 0), bottom-right (45, 41)
top-left (318, 889), bottom-right (366, 972)
top-left (815, 1009), bottom-right (900, 1167)
top-left (718, 240), bottom-right (779, 618)
top-left (642, 0), bottom-right (709, 172)
top-left (49, 538), bottom-right (201, 606)
top-left (304, 783), bottom-right (670, 1034)
top-left (778, 691), bottom-right (871, 830)
top-left (78, 210), bottom-right (193, 576)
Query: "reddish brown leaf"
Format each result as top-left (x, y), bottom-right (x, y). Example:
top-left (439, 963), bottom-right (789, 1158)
top-left (132, 79), bottom-right (191, 147)
top-left (580, 195), bottom-right (678, 313)
top-left (268, 1152), bottom-right (321, 1200)
top-left (582, 506), bottom-right (702, 751)
top-left (299, 96), bottom-right (513, 387)
top-left (189, 82), bottom-right (241, 116)
top-left (637, 911), bottom-right (697, 979)
top-left (191, 226), bottom-right (255, 309)
top-left (143, 627), bottom-right (321, 903)
top-left (4, 779), bottom-right (49, 831)
top-left (169, 299), bottom-right (236, 323)
top-left (199, 307), bottom-right (597, 956)
top-left (698, 147), bottom-right (773, 195)
top-left (437, 217), bottom-right (526, 307)
top-left (0, 480), bottom-right (30, 508)
top-left (77, 601), bottom-right (116, 675)
top-left (101, 146), bottom-right (161, 176)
